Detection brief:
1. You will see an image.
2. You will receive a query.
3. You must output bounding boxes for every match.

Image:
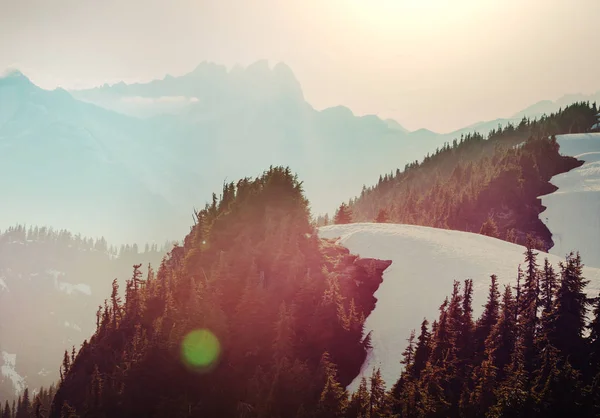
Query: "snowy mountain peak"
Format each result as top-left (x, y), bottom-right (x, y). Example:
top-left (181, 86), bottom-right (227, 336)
top-left (0, 68), bottom-right (34, 89)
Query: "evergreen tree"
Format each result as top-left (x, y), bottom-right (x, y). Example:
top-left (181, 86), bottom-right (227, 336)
top-left (375, 209), bottom-right (389, 223)
top-left (1, 402), bottom-right (9, 418)
top-left (540, 258), bottom-right (558, 318)
top-left (347, 377), bottom-right (369, 418)
top-left (589, 293), bottom-right (600, 372)
top-left (16, 388), bottom-right (30, 418)
top-left (520, 240), bottom-right (540, 372)
top-left (549, 252), bottom-right (590, 370)
top-left (400, 330), bottom-right (416, 376)
top-left (474, 275), bottom-right (500, 361)
top-left (412, 319), bottom-right (431, 379)
top-left (316, 357), bottom-right (348, 418)
top-left (334, 203), bottom-right (353, 225)
top-left (368, 368), bottom-right (386, 418)
top-left (479, 217), bottom-right (499, 238)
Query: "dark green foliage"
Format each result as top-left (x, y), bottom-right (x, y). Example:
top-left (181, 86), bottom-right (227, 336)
top-left (547, 252), bottom-right (590, 370)
top-left (589, 294), bottom-right (600, 373)
top-left (384, 250), bottom-right (599, 418)
top-left (479, 217), bottom-right (499, 238)
top-left (348, 103), bottom-right (596, 248)
top-left (0, 385), bottom-right (55, 418)
top-left (374, 209), bottom-right (389, 223)
top-left (48, 167), bottom-right (388, 418)
top-left (334, 203), bottom-right (353, 225)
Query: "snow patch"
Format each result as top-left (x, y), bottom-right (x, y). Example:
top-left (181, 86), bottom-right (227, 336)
top-left (0, 276), bottom-right (7, 292)
top-left (540, 133), bottom-right (600, 268)
top-left (318, 223), bottom-right (600, 391)
top-left (1, 351), bottom-right (26, 396)
top-left (64, 321), bottom-right (82, 332)
top-left (47, 268), bottom-right (92, 295)
top-left (56, 281), bottom-right (92, 296)
top-left (37, 368), bottom-right (50, 377)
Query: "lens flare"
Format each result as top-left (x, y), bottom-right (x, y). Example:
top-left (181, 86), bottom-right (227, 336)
top-left (181, 329), bottom-right (221, 371)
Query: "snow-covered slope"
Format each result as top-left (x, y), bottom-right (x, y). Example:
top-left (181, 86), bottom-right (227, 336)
top-left (318, 223), bottom-right (600, 391)
top-left (540, 133), bottom-right (600, 268)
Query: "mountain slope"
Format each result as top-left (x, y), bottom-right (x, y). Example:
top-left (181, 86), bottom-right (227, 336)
top-left (47, 167), bottom-right (390, 418)
top-left (0, 225), bottom-right (167, 400)
top-left (69, 61), bottom-right (455, 216)
top-left (540, 133), bottom-right (600, 268)
top-left (318, 223), bottom-right (600, 391)
top-left (345, 103), bottom-right (597, 249)
top-left (1, 65), bottom-right (447, 232)
top-left (0, 71), bottom-right (183, 244)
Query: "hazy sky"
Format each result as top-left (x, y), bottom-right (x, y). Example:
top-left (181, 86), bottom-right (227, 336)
top-left (1, 0), bottom-right (599, 132)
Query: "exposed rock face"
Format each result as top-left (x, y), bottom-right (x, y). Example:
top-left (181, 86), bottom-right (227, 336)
top-left (321, 239), bottom-right (392, 322)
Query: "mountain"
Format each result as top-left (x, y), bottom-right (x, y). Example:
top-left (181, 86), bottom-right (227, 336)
top-left (0, 70), bottom-right (186, 244)
top-left (69, 61), bottom-right (457, 217)
top-left (318, 223), bottom-right (600, 391)
top-left (1, 64), bottom-right (453, 239)
top-left (512, 92), bottom-right (600, 120)
top-left (4, 62), bottom-right (595, 242)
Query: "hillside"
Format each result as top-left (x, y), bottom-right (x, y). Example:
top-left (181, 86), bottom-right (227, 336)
top-left (345, 102), bottom-right (598, 249)
top-left (46, 167), bottom-right (391, 418)
top-left (0, 226), bottom-right (167, 401)
top-left (318, 223), bottom-right (600, 392)
top-left (540, 133), bottom-right (600, 268)
top-left (0, 70), bottom-right (182, 244)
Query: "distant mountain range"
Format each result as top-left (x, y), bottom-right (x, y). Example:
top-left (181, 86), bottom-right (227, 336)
top-left (1, 61), bottom-right (598, 244)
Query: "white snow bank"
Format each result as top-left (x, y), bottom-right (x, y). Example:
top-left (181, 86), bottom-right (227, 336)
top-left (47, 269), bottom-right (92, 295)
top-left (0, 276), bottom-right (7, 292)
top-left (540, 133), bottom-right (600, 268)
top-left (1, 351), bottom-right (26, 396)
top-left (56, 281), bottom-right (92, 296)
top-left (318, 223), bottom-right (600, 391)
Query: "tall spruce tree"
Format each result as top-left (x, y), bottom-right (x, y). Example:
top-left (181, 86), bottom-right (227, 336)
top-left (334, 203), bottom-right (353, 225)
top-left (549, 252), bottom-right (590, 370)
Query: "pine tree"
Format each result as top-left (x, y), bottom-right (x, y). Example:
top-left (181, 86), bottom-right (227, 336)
top-left (368, 368), bottom-right (386, 417)
top-left (549, 252), bottom-right (590, 370)
top-left (59, 402), bottom-right (79, 418)
top-left (412, 319), bottom-right (432, 379)
top-left (488, 285), bottom-right (517, 379)
top-left (520, 241), bottom-right (540, 372)
top-left (1, 402), bottom-right (9, 418)
top-left (589, 293), bottom-right (600, 372)
top-left (474, 275), bottom-right (500, 361)
top-left (375, 208), bottom-right (389, 223)
top-left (401, 330), bottom-right (416, 376)
top-left (540, 258), bottom-right (557, 316)
top-left (316, 355), bottom-right (348, 418)
top-left (16, 388), bottom-right (30, 418)
top-left (479, 217), bottom-right (499, 238)
top-left (347, 377), bottom-right (369, 418)
top-left (333, 203), bottom-right (352, 225)
top-left (490, 339), bottom-right (530, 418)
top-left (110, 278), bottom-right (122, 329)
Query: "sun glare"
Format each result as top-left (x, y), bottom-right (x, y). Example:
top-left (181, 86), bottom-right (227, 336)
top-left (345, 0), bottom-right (485, 32)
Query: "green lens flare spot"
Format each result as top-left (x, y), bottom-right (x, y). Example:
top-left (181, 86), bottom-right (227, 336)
top-left (181, 329), bottom-right (221, 369)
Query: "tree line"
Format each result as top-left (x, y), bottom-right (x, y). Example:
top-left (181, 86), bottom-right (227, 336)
top-left (324, 102), bottom-right (598, 250)
top-left (46, 167), bottom-right (387, 418)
